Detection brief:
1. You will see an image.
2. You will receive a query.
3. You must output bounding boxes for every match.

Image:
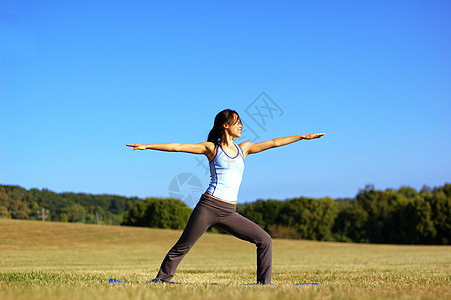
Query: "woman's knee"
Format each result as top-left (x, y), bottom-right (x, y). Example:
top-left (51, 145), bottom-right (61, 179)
top-left (257, 231), bottom-right (272, 248)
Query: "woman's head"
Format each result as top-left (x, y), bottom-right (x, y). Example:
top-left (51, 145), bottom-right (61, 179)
top-left (207, 109), bottom-right (242, 145)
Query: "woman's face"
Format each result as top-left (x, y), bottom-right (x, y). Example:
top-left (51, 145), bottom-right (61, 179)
top-left (224, 114), bottom-right (243, 138)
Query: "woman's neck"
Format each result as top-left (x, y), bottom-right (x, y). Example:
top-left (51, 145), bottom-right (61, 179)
top-left (220, 134), bottom-right (234, 148)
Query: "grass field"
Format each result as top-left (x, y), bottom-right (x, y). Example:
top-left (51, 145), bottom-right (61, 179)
top-left (0, 219), bottom-right (450, 299)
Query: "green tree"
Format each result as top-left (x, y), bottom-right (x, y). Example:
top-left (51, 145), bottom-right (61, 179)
top-left (315, 197), bottom-right (338, 241)
top-left (426, 185), bottom-right (451, 244)
top-left (354, 186), bottom-right (400, 243)
top-left (236, 199), bottom-right (283, 231)
top-left (64, 203), bottom-right (86, 222)
top-left (59, 213), bottom-right (69, 222)
top-left (0, 206), bottom-right (11, 219)
top-left (122, 198), bottom-right (192, 229)
top-left (336, 204), bottom-right (369, 243)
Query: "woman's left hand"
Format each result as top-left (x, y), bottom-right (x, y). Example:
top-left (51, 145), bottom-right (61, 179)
top-left (302, 133), bottom-right (326, 140)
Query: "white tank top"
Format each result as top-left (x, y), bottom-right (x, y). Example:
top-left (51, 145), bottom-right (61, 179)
top-left (206, 143), bottom-right (245, 202)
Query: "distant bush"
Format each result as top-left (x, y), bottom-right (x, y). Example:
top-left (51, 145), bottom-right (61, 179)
top-left (268, 224), bottom-right (301, 239)
top-left (121, 198), bottom-right (192, 229)
top-left (237, 197), bottom-right (338, 241)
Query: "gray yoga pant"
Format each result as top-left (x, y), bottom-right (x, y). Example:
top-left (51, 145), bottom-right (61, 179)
top-left (156, 193), bottom-right (272, 284)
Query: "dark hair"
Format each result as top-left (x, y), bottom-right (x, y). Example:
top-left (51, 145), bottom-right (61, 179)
top-left (207, 109), bottom-right (241, 146)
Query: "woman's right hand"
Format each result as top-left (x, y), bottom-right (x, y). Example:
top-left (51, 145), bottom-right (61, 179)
top-left (126, 144), bottom-right (147, 150)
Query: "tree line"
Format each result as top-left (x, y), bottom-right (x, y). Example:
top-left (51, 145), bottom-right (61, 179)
top-left (122, 183), bottom-right (451, 244)
top-left (0, 185), bottom-right (140, 225)
top-left (332, 184), bottom-right (450, 244)
top-left (1, 183), bottom-right (450, 244)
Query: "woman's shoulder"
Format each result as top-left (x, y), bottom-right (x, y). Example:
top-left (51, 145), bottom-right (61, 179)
top-left (199, 141), bottom-right (217, 155)
top-left (238, 142), bottom-right (252, 150)
top-left (237, 142), bottom-right (254, 159)
top-left (200, 141), bottom-right (216, 149)
top-left (200, 141), bottom-right (217, 162)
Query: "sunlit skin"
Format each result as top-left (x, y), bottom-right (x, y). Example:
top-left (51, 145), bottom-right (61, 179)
top-left (126, 113), bottom-right (325, 162)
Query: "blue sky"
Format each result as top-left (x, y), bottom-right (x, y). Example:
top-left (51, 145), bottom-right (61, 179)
top-left (1, 0), bottom-right (450, 206)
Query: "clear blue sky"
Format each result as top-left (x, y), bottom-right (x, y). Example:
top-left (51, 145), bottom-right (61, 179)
top-left (1, 0), bottom-right (450, 206)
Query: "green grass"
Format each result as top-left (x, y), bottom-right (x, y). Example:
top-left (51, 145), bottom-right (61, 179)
top-left (0, 219), bottom-right (450, 299)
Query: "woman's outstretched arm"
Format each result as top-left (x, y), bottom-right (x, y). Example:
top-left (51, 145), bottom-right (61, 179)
top-left (126, 142), bottom-right (215, 157)
top-left (240, 133), bottom-right (325, 158)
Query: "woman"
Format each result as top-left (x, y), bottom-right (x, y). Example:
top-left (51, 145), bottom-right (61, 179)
top-left (126, 109), bottom-right (325, 285)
